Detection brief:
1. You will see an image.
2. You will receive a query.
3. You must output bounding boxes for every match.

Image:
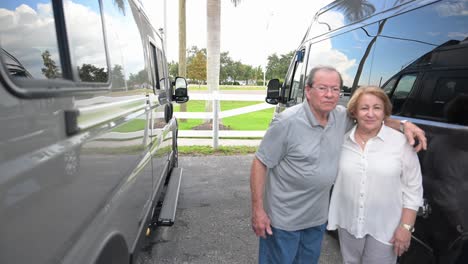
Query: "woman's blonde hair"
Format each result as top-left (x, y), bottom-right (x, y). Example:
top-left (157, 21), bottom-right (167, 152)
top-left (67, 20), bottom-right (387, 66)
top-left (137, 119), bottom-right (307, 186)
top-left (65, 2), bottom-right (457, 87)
top-left (347, 86), bottom-right (392, 119)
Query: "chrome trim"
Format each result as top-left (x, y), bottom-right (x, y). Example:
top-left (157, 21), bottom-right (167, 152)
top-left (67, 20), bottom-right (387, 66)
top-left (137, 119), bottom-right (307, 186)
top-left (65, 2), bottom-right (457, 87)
top-left (77, 97), bottom-right (147, 130)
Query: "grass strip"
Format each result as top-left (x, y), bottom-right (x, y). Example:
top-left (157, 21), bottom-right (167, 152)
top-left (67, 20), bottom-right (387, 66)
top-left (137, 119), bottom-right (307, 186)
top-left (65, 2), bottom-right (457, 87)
top-left (179, 145), bottom-right (257, 156)
top-left (82, 145), bottom-right (257, 156)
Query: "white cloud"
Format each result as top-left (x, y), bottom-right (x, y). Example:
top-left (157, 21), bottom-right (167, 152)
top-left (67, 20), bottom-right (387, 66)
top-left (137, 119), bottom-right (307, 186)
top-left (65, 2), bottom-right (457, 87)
top-left (103, 6), bottom-right (146, 77)
top-left (1, 0), bottom-right (148, 78)
top-left (63, 0), bottom-right (108, 68)
top-left (448, 31), bottom-right (468, 39)
top-left (436, 1), bottom-right (468, 17)
top-left (306, 39), bottom-right (356, 86)
top-left (0, 3), bottom-right (60, 78)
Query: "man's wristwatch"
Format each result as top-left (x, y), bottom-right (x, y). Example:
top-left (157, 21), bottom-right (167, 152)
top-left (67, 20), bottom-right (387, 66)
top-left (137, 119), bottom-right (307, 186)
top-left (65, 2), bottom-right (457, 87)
top-left (400, 120), bottom-right (408, 133)
top-left (400, 223), bottom-right (415, 233)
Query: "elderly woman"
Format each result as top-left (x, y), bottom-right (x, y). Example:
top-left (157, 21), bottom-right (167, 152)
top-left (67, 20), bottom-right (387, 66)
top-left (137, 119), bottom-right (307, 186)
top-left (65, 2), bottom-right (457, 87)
top-left (327, 86), bottom-right (423, 264)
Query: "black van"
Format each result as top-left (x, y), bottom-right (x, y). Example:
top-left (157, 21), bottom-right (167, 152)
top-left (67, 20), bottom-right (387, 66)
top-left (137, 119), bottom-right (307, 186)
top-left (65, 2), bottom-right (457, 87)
top-left (0, 0), bottom-right (188, 263)
top-left (266, 0), bottom-right (468, 263)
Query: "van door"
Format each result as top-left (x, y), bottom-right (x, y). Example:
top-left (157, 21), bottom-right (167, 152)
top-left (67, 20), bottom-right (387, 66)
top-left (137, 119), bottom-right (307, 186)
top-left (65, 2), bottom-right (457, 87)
top-left (387, 69), bottom-right (468, 263)
top-left (147, 39), bottom-right (173, 197)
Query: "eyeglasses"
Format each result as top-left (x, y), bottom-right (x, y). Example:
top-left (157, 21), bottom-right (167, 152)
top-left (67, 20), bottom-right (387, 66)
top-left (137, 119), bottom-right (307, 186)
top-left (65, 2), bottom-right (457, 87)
top-left (312, 86), bottom-right (341, 94)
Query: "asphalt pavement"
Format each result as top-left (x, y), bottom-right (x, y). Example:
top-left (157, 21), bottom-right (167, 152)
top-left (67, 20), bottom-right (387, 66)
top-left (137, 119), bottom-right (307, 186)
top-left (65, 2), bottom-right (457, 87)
top-left (136, 155), bottom-right (342, 264)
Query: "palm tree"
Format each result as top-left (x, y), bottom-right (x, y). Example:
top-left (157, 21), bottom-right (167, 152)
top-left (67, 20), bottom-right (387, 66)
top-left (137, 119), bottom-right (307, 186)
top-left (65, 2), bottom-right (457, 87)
top-left (207, 0), bottom-right (240, 148)
top-left (334, 0), bottom-right (378, 93)
top-left (334, 0), bottom-right (375, 23)
top-left (178, 0), bottom-right (187, 121)
top-left (113, 0), bottom-right (126, 15)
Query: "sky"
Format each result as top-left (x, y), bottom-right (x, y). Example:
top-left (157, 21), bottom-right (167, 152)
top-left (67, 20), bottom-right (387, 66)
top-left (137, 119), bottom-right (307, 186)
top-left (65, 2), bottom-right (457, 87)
top-left (2, 0), bottom-right (466, 85)
top-left (0, 0), bottom-right (333, 79)
top-left (143, 0), bottom-right (334, 67)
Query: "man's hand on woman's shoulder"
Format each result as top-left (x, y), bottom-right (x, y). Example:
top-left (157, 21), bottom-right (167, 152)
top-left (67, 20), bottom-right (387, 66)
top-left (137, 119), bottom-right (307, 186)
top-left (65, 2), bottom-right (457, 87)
top-left (403, 121), bottom-right (427, 152)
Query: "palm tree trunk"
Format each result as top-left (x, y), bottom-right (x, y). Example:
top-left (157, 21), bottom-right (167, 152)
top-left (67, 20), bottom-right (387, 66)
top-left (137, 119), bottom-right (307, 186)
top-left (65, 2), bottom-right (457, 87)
top-left (207, 0), bottom-right (221, 147)
top-left (178, 0), bottom-right (187, 121)
top-left (206, 0), bottom-right (220, 113)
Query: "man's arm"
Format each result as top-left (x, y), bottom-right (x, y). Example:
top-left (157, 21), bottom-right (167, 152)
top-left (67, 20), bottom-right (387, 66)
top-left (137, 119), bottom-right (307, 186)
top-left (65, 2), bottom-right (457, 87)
top-left (250, 157), bottom-right (273, 238)
top-left (385, 118), bottom-right (427, 152)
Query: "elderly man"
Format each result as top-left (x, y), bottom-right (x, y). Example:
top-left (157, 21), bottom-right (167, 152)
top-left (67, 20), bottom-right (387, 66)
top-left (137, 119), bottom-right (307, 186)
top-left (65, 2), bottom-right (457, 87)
top-left (250, 66), bottom-right (426, 264)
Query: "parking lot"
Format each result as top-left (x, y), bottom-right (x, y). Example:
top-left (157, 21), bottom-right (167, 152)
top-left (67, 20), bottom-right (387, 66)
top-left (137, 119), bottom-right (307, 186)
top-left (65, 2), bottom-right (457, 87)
top-left (137, 155), bottom-right (342, 264)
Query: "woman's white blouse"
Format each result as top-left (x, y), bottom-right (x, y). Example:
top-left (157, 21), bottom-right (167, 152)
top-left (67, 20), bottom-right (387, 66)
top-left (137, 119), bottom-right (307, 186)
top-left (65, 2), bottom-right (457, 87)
top-left (327, 125), bottom-right (423, 245)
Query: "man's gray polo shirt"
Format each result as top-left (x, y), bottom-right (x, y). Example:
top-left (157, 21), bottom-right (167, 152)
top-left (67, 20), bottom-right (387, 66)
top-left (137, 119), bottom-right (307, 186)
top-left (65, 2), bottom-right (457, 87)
top-left (256, 100), bottom-right (350, 231)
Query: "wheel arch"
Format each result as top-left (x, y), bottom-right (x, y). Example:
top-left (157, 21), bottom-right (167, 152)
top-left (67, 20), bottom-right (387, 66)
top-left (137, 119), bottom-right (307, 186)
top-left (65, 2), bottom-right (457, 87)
top-left (93, 233), bottom-right (130, 264)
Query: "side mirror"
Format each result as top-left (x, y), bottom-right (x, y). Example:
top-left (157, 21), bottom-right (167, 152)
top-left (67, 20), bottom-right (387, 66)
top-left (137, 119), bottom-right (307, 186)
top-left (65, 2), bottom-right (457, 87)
top-left (265, 79), bottom-right (280, 105)
top-left (172, 77), bottom-right (189, 103)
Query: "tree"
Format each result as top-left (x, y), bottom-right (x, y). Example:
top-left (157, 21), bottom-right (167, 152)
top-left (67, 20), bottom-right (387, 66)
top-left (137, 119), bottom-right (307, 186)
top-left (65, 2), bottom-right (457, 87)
top-left (78, 64), bottom-right (108, 82)
top-left (265, 51), bottom-right (294, 81)
top-left (335, 0), bottom-right (378, 92)
top-left (41, 50), bottom-right (60, 79)
top-left (335, 0), bottom-right (375, 23)
top-left (253, 65), bottom-right (264, 85)
top-left (168, 61), bottom-right (179, 78)
top-left (111, 64), bottom-right (125, 89)
top-left (113, 0), bottom-right (125, 15)
top-left (229, 61), bottom-right (242, 84)
top-left (241, 64), bottom-right (253, 85)
top-left (187, 51), bottom-right (207, 87)
top-left (220, 51), bottom-right (233, 83)
top-left (127, 69), bottom-right (147, 88)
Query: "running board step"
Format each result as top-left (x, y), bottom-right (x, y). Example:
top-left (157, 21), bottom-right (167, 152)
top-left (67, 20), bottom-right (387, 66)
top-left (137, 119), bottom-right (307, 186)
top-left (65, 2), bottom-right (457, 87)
top-left (157, 167), bottom-right (183, 226)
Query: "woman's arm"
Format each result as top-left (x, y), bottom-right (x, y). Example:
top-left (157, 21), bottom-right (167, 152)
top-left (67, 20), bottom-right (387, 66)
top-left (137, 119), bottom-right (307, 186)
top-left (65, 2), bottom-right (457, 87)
top-left (390, 142), bottom-right (424, 256)
top-left (390, 208), bottom-right (417, 256)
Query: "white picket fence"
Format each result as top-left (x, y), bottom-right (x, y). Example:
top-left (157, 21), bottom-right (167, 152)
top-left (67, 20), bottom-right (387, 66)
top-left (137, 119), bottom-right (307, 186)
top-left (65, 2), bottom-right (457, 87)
top-left (175, 91), bottom-right (274, 143)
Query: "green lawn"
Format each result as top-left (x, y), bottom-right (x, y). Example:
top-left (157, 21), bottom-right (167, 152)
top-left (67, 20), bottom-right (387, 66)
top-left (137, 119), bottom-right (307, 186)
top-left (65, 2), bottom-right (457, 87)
top-left (222, 108), bottom-right (272, 130)
top-left (113, 119), bottom-right (146, 133)
top-left (110, 100), bottom-right (274, 132)
top-left (176, 100), bottom-right (273, 130)
top-left (177, 119), bottom-right (204, 130)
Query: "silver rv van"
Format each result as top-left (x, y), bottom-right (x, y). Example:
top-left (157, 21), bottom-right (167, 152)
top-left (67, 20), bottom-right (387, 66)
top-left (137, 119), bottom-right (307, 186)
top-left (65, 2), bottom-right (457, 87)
top-left (0, 0), bottom-right (189, 263)
top-left (266, 0), bottom-right (468, 263)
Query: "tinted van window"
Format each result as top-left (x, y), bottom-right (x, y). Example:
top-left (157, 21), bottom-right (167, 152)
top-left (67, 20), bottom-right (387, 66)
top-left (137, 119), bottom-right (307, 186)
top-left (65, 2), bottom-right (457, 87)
top-left (360, 1), bottom-right (468, 88)
top-left (306, 22), bottom-right (378, 90)
top-left (422, 76), bottom-right (468, 124)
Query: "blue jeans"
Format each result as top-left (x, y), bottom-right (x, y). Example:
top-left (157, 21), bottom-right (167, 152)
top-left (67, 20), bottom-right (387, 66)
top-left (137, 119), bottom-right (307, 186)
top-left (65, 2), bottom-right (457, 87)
top-left (258, 224), bottom-right (326, 264)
